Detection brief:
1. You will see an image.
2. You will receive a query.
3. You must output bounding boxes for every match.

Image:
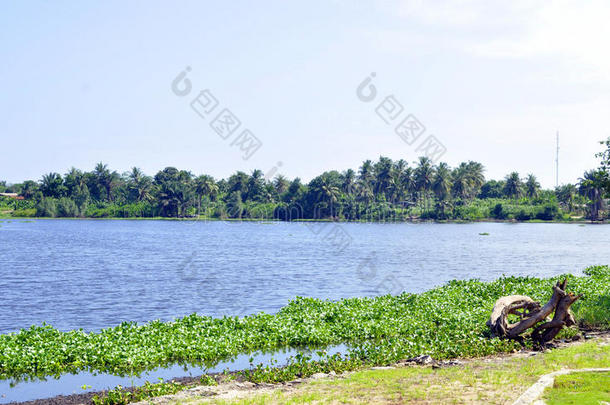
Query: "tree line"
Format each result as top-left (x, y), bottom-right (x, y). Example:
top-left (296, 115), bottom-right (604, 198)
top-left (1, 140), bottom-right (609, 221)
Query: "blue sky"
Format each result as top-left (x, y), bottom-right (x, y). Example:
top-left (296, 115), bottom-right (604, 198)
top-left (1, 0), bottom-right (609, 187)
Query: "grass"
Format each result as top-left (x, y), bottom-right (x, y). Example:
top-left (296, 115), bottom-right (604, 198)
top-left (544, 371), bottom-right (610, 405)
top-left (197, 339), bottom-right (610, 405)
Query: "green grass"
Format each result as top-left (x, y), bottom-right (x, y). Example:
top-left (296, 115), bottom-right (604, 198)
top-left (203, 339), bottom-right (610, 405)
top-left (544, 371), bottom-right (610, 405)
top-left (1, 266), bottom-right (608, 383)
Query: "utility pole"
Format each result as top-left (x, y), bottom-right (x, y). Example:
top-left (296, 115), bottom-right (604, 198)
top-left (555, 131), bottom-right (560, 188)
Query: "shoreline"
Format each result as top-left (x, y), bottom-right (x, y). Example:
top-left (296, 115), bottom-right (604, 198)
top-left (1, 267), bottom-right (608, 403)
top-left (0, 216), bottom-right (605, 225)
top-left (7, 330), bottom-right (610, 405)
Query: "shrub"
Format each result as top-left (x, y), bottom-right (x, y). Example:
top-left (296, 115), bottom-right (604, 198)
top-left (12, 208), bottom-right (36, 217)
top-left (491, 203), bottom-right (508, 219)
top-left (57, 197), bottom-right (79, 217)
top-left (535, 203), bottom-right (560, 220)
top-left (515, 209), bottom-right (532, 221)
top-left (35, 198), bottom-right (57, 217)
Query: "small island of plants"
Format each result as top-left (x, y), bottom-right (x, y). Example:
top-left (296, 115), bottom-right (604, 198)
top-left (1, 266), bottom-right (608, 393)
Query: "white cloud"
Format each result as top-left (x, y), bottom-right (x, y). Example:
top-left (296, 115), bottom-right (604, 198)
top-left (395, 0), bottom-right (610, 85)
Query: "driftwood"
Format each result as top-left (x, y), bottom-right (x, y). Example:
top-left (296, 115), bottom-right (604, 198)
top-left (487, 279), bottom-right (582, 345)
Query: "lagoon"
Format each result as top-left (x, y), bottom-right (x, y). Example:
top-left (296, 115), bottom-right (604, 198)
top-left (1, 219), bottom-right (609, 335)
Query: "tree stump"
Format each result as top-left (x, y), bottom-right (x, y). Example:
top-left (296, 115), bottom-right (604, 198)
top-left (487, 279), bottom-right (582, 346)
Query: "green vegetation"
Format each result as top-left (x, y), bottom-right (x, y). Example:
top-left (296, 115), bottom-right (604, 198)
top-left (205, 339), bottom-right (610, 405)
top-left (92, 379), bottom-right (186, 405)
top-left (544, 371), bottom-right (610, 405)
top-left (0, 266), bottom-right (608, 384)
top-left (1, 138), bottom-right (609, 221)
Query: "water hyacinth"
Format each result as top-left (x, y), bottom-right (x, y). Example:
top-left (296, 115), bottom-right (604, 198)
top-left (0, 266), bottom-right (608, 382)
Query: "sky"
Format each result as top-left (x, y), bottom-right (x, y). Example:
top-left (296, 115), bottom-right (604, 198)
top-left (1, 0), bottom-right (609, 188)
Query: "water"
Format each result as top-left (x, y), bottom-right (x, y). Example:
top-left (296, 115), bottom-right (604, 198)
top-left (1, 219), bottom-right (609, 401)
top-left (1, 219), bottom-right (609, 334)
top-left (0, 344), bottom-right (347, 403)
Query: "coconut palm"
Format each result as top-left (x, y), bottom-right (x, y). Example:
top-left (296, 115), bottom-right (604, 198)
top-left (358, 160), bottom-right (375, 191)
top-left (64, 167), bottom-right (86, 197)
top-left (355, 182), bottom-right (374, 205)
top-left (555, 184), bottom-right (577, 213)
top-left (432, 163), bottom-right (452, 202)
top-left (399, 166), bottom-right (415, 204)
top-left (373, 156), bottom-right (394, 197)
top-left (525, 174), bottom-right (540, 199)
top-left (390, 159), bottom-right (408, 202)
top-left (20, 180), bottom-right (39, 199)
top-left (503, 172), bottom-right (523, 200)
top-left (451, 163), bottom-right (470, 201)
top-left (247, 169), bottom-right (266, 202)
top-left (465, 161), bottom-right (485, 198)
top-left (94, 162), bottom-right (120, 201)
top-left (319, 180), bottom-right (340, 217)
top-left (128, 167), bottom-right (153, 202)
top-left (432, 162), bottom-right (452, 218)
top-left (273, 174), bottom-right (290, 195)
top-left (194, 174), bottom-right (218, 215)
top-left (341, 169), bottom-right (356, 195)
top-left (578, 170), bottom-right (605, 220)
top-left (158, 181), bottom-right (193, 217)
top-left (414, 157), bottom-right (435, 213)
top-left (40, 172), bottom-right (66, 198)
top-left (227, 171), bottom-right (249, 196)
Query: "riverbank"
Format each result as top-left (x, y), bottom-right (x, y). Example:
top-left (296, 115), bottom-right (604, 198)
top-left (9, 332), bottom-right (610, 405)
top-left (0, 215), bottom-right (603, 225)
top-left (1, 266), bottom-right (608, 404)
top-left (171, 332), bottom-right (610, 405)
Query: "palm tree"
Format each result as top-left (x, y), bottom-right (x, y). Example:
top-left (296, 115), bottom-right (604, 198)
top-left (432, 162), bottom-right (452, 219)
top-left (64, 167), bottom-right (86, 197)
top-left (555, 184), bottom-right (577, 213)
top-left (128, 167), bottom-right (144, 183)
top-left (247, 169), bottom-right (266, 202)
top-left (373, 156), bottom-right (393, 197)
top-left (94, 162), bottom-right (119, 201)
top-left (355, 182), bottom-right (374, 205)
top-left (503, 172), bottom-right (523, 200)
top-left (414, 157), bottom-right (435, 213)
top-left (341, 169), bottom-right (356, 195)
top-left (579, 170), bottom-right (605, 220)
top-left (451, 163), bottom-right (470, 201)
top-left (318, 178), bottom-right (340, 217)
top-left (40, 172), bottom-right (66, 198)
top-left (386, 176), bottom-right (401, 203)
top-left (465, 161), bottom-right (485, 198)
top-left (227, 171), bottom-right (249, 195)
top-left (391, 159), bottom-right (408, 202)
top-left (273, 175), bottom-right (290, 195)
top-left (399, 166), bottom-right (415, 205)
top-left (358, 160), bottom-right (375, 191)
top-left (195, 175), bottom-right (218, 216)
top-left (525, 174), bottom-right (540, 199)
top-left (432, 163), bottom-right (452, 202)
top-left (128, 167), bottom-right (153, 202)
top-left (158, 181), bottom-right (193, 217)
top-left (20, 180), bottom-right (39, 199)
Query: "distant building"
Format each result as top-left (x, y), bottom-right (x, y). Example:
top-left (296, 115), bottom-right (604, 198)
top-left (0, 193), bottom-right (23, 200)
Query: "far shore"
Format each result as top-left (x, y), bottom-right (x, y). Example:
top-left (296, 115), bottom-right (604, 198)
top-left (0, 215), bottom-right (606, 225)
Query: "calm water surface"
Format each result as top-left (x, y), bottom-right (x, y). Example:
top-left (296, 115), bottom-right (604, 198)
top-left (1, 219), bottom-right (609, 334)
top-left (1, 219), bottom-right (610, 401)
